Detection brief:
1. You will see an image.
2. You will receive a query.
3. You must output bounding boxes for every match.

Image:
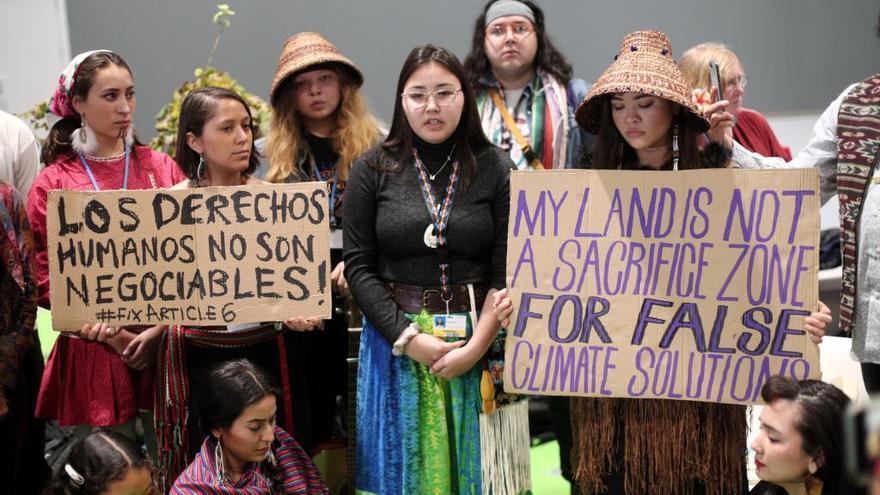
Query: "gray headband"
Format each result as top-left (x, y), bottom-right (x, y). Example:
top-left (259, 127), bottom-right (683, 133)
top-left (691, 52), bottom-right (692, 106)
top-left (485, 0), bottom-right (535, 27)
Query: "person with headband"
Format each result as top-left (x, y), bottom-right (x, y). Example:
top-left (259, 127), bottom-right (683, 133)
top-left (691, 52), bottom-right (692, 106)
top-left (463, 4), bottom-right (593, 488)
top-left (28, 50), bottom-right (185, 443)
top-left (464, 0), bottom-right (593, 488)
top-left (679, 42), bottom-right (792, 160)
top-left (463, 0), bottom-right (592, 171)
top-left (262, 32), bottom-right (383, 455)
top-left (493, 30), bottom-right (832, 494)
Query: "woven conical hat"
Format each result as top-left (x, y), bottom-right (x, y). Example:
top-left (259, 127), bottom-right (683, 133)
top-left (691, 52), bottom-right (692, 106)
top-left (576, 30), bottom-right (708, 134)
top-left (269, 32), bottom-right (363, 103)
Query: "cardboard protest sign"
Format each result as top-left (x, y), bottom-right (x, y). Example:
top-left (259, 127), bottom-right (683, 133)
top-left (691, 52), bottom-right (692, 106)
top-left (503, 169), bottom-right (821, 405)
top-left (47, 182), bottom-right (331, 329)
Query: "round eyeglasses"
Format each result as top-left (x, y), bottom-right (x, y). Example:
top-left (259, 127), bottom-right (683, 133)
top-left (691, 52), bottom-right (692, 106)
top-left (485, 23), bottom-right (534, 43)
top-left (400, 88), bottom-right (463, 109)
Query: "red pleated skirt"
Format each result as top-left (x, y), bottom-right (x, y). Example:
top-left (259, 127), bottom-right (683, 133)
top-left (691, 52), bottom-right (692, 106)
top-left (36, 335), bottom-right (154, 426)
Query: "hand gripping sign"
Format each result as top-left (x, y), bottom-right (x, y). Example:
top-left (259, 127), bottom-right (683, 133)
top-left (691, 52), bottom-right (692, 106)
top-left (503, 169), bottom-right (821, 405)
top-left (48, 182), bottom-right (331, 329)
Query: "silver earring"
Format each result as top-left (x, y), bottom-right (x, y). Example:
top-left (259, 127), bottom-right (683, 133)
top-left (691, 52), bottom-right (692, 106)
top-left (266, 448), bottom-right (276, 467)
top-left (214, 437), bottom-right (227, 484)
top-left (71, 116), bottom-right (98, 155)
top-left (79, 120), bottom-right (88, 143)
top-left (197, 155), bottom-right (206, 181)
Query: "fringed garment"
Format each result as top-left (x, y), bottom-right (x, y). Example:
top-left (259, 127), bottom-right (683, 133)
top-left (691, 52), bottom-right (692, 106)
top-left (571, 143), bottom-right (745, 495)
top-left (155, 324), bottom-right (300, 493)
top-left (171, 426), bottom-right (328, 494)
top-left (571, 397), bottom-right (747, 495)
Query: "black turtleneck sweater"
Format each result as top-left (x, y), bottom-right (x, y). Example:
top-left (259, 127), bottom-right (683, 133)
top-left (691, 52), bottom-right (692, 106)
top-left (413, 135), bottom-right (457, 180)
top-left (343, 139), bottom-right (515, 343)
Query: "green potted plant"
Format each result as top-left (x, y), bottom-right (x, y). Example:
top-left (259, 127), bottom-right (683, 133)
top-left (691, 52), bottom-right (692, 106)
top-left (150, 4), bottom-right (271, 156)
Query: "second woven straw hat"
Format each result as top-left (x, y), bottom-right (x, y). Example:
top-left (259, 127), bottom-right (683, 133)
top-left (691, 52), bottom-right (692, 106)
top-left (269, 32), bottom-right (363, 103)
top-left (575, 30), bottom-right (708, 134)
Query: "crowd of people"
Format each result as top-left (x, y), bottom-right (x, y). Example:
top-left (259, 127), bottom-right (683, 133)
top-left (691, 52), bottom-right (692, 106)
top-left (1, 1), bottom-right (878, 494)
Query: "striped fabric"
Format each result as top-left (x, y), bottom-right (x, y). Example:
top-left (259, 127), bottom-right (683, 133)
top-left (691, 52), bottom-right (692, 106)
top-left (155, 324), bottom-right (295, 492)
top-left (171, 426), bottom-right (329, 494)
top-left (836, 74), bottom-right (880, 335)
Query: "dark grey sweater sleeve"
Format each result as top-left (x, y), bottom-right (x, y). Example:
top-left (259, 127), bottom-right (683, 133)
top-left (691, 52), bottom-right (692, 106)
top-left (343, 153), bottom-right (409, 344)
top-left (491, 155), bottom-right (512, 289)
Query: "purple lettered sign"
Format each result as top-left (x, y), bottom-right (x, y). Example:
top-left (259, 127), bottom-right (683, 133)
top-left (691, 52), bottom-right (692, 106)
top-left (503, 169), bottom-right (821, 405)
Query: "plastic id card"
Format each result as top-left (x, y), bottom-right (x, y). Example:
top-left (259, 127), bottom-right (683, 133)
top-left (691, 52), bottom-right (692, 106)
top-left (433, 314), bottom-right (467, 339)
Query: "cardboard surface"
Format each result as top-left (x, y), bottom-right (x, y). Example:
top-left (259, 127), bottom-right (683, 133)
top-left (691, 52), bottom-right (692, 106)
top-left (503, 169), bottom-right (821, 405)
top-left (47, 182), bottom-right (331, 329)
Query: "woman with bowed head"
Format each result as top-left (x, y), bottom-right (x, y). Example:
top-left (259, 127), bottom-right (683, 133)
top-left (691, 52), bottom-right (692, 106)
top-left (154, 86), bottom-right (321, 490)
top-left (170, 359), bottom-right (328, 494)
top-left (344, 44), bottom-right (530, 494)
top-left (493, 30), bottom-right (831, 494)
top-left (28, 50), bottom-right (185, 443)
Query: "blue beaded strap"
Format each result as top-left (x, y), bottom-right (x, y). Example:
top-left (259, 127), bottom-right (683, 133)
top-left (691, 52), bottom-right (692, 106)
top-left (413, 148), bottom-right (460, 300)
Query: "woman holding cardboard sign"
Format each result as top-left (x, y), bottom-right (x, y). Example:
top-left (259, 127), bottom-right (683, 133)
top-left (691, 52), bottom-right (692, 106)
top-left (153, 86), bottom-right (323, 491)
top-left (492, 31), bottom-right (832, 494)
top-left (28, 50), bottom-right (185, 443)
top-left (344, 45), bottom-right (530, 494)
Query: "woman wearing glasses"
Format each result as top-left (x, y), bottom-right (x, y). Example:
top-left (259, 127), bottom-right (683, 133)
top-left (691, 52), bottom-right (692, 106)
top-left (680, 42), bottom-right (791, 160)
top-left (344, 45), bottom-right (528, 494)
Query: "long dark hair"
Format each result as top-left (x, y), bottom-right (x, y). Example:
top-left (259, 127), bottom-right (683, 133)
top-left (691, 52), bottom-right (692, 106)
top-left (43, 431), bottom-right (153, 495)
top-left (196, 358), bottom-right (279, 433)
top-left (41, 52), bottom-right (143, 165)
top-left (174, 86), bottom-right (261, 181)
top-left (587, 96), bottom-right (703, 170)
top-left (381, 44), bottom-right (491, 187)
top-left (463, 0), bottom-right (573, 90)
top-left (754, 376), bottom-right (852, 495)
top-left (196, 359), bottom-right (283, 490)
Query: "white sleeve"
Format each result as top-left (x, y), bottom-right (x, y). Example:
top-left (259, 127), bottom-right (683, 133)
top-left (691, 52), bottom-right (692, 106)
top-left (731, 84), bottom-right (856, 205)
top-left (14, 135), bottom-right (40, 200)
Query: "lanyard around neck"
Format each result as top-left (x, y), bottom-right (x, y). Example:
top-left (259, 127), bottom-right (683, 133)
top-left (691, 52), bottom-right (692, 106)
top-left (413, 148), bottom-right (460, 297)
top-left (78, 147), bottom-right (130, 191)
top-left (309, 155), bottom-right (339, 228)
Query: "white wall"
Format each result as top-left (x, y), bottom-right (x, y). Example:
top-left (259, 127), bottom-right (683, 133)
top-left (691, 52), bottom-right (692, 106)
top-left (0, 0), bottom-right (70, 114)
top-left (0, 0), bottom-right (850, 232)
top-left (65, 0), bottom-right (879, 142)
